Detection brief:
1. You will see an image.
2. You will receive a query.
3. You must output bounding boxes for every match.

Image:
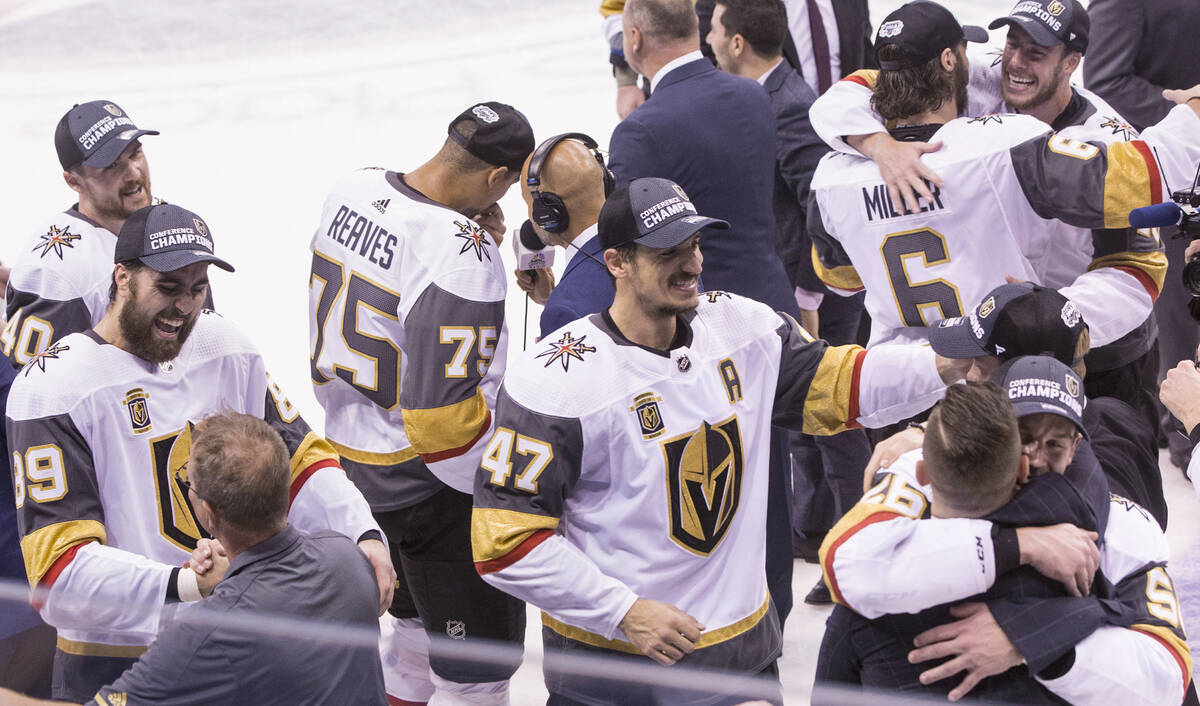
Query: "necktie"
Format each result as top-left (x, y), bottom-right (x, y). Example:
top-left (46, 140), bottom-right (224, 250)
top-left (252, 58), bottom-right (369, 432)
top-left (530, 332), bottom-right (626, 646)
top-left (806, 0), bottom-right (832, 94)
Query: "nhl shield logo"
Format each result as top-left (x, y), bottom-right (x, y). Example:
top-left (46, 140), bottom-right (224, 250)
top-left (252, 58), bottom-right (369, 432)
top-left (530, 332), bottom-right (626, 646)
top-left (662, 415), bottom-right (744, 556)
top-left (1065, 373), bottom-right (1080, 398)
top-left (1047, 0), bottom-right (1065, 16)
top-left (631, 392), bottom-right (665, 439)
top-left (123, 388), bottom-right (153, 434)
top-left (446, 620), bottom-right (467, 640)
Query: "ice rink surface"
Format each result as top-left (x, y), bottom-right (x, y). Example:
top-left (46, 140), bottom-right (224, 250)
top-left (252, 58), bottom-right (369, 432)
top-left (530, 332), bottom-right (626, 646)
top-left (5, 0), bottom-right (1199, 702)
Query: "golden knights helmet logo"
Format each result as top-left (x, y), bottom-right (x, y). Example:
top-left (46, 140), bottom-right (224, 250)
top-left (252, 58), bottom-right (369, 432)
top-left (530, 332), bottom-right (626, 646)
top-left (150, 423), bottom-right (209, 551)
top-left (123, 388), bottom-right (153, 434)
top-left (662, 415), bottom-right (744, 555)
top-left (631, 392), bottom-right (665, 439)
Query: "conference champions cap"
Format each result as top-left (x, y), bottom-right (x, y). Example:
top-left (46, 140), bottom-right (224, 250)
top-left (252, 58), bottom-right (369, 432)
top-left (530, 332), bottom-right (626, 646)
top-left (597, 178), bottom-right (729, 250)
top-left (447, 102), bottom-right (535, 172)
top-left (994, 355), bottom-right (1088, 437)
top-left (929, 282), bottom-right (1087, 364)
top-left (989, 0), bottom-right (1090, 53)
top-left (874, 1), bottom-right (988, 70)
top-left (55, 100), bottom-right (159, 170)
top-left (116, 204), bottom-right (235, 273)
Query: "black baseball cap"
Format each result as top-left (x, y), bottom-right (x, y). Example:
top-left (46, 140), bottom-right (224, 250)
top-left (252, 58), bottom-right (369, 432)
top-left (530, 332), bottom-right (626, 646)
top-left (989, 0), bottom-right (1089, 54)
top-left (874, 1), bottom-right (988, 70)
top-left (929, 282), bottom-right (1088, 365)
top-left (598, 178), bottom-right (728, 250)
top-left (116, 204), bottom-right (235, 273)
top-left (994, 355), bottom-right (1087, 437)
top-left (448, 102), bottom-right (535, 173)
top-left (55, 100), bottom-right (159, 170)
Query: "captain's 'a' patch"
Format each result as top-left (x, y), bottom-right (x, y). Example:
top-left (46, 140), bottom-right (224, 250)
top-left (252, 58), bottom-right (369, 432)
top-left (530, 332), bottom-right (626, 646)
top-left (662, 415), bottom-right (744, 555)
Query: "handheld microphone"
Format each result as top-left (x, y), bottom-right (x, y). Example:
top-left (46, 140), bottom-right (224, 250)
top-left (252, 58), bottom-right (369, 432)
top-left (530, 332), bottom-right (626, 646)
top-left (1129, 201), bottom-right (1183, 229)
top-left (514, 220), bottom-right (556, 272)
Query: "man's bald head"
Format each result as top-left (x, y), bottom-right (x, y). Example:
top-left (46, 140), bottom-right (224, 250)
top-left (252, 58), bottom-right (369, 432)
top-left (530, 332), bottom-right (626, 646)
top-left (521, 139), bottom-right (608, 245)
top-left (626, 0), bottom-right (699, 44)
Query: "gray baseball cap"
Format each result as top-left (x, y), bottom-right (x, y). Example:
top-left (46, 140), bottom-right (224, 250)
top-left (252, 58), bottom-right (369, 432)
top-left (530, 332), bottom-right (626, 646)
top-left (115, 204), bottom-right (235, 273)
top-left (598, 177), bottom-right (728, 250)
top-left (55, 100), bottom-right (159, 170)
top-left (993, 355), bottom-right (1088, 437)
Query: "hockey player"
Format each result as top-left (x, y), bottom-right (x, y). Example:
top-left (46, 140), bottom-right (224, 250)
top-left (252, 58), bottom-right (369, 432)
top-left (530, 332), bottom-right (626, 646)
top-left (5, 203), bottom-right (389, 702)
top-left (471, 177), bottom-right (968, 704)
top-left (817, 360), bottom-right (1189, 704)
top-left (3, 101), bottom-right (184, 369)
top-left (308, 102), bottom-right (533, 705)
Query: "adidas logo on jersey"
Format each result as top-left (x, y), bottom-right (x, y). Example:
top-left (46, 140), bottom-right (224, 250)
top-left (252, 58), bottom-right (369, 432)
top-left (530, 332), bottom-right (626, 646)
top-left (371, 198), bottom-right (390, 214)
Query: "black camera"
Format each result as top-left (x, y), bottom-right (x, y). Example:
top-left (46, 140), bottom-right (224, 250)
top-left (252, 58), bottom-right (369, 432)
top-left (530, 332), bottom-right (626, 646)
top-left (1174, 186), bottom-right (1200, 296)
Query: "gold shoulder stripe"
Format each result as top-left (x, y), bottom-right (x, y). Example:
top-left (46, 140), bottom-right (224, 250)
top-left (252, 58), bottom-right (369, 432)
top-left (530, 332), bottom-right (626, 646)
top-left (471, 507), bottom-right (559, 563)
top-left (802, 344), bottom-right (863, 436)
top-left (21, 519), bottom-right (105, 586)
top-left (289, 431), bottom-right (340, 485)
top-left (542, 595), bottom-right (770, 653)
top-left (402, 389), bottom-right (490, 458)
top-left (1103, 141), bottom-right (1156, 229)
top-left (819, 501), bottom-right (908, 609)
top-left (1132, 623), bottom-right (1193, 691)
top-left (598, 0), bottom-right (625, 17)
top-left (811, 247), bottom-right (864, 291)
top-left (328, 440), bottom-right (418, 466)
top-left (842, 69), bottom-right (878, 90)
top-left (57, 636), bottom-right (147, 659)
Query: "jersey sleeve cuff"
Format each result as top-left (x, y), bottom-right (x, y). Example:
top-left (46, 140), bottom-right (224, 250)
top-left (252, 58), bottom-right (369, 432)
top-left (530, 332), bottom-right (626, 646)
top-left (992, 526), bottom-right (1020, 576)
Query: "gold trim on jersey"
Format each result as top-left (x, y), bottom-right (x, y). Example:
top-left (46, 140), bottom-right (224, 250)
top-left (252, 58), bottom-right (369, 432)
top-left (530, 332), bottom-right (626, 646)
top-left (541, 595), bottom-right (771, 654)
top-left (1088, 250), bottom-right (1169, 293)
top-left (21, 519), bottom-right (106, 585)
top-left (402, 389), bottom-right (489, 456)
top-left (470, 508), bottom-right (559, 563)
top-left (56, 636), bottom-right (147, 659)
top-left (843, 69), bottom-right (879, 90)
top-left (1102, 142), bottom-right (1155, 229)
top-left (802, 344), bottom-right (861, 436)
top-left (328, 440), bottom-right (418, 466)
top-left (811, 247), bottom-right (864, 291)
top-left (290, 432), bottom-right (340, 485)
top-left (1132, 623), bottom-right (1193, 685)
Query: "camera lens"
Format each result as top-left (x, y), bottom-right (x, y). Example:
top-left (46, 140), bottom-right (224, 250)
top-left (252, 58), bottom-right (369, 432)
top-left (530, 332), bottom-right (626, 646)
top-left (1185, 253), bottom-right (1200, 297)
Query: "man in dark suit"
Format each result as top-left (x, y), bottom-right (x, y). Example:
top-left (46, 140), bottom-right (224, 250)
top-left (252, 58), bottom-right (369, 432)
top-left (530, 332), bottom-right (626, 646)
top-left (707, 0), bottom-right (872, 607)
top-left (514, 137), bottom-right (615, 339)
top-left (611, 0), bottom-right (802, 626)
top-left (1084, 0), bottom-right (1200, 473)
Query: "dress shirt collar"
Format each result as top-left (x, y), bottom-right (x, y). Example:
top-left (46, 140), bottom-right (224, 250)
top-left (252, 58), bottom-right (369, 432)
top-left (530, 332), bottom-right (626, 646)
top-left (650, 50), bottom-right (705, 94)
top-left (570, 224), bottom-right (600, 256)
top-left (757, 58), bottom-right (785, 86)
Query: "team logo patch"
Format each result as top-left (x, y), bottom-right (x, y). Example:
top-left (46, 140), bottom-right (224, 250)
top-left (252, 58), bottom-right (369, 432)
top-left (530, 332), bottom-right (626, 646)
top-left (105, 694), bottom-right (128, 706)
top-left (632, 392), bottom-right (666, 440)
top-left (453, 220), bottom-right (493, 262)
top-left (123, 388), bottom-right (153, 434)
top-left (1060, 301), bottom-right (1081, 328)
top-left (978, 296), bottom-right (996, 318)
top-left (446, 620), bottom-right (467, 639)
top-left (23, 342), bottom-right (69, 376)
top-left (672, 184), bottom-right (689, 201)
top-left (705, 291), bottom-right (731, 303)
top-left (472, 105), bottom-right (500, 123)
top-left (662, 415), bottom-right (744, 556)
top-left (1065, 372), bottom-right (1080, 397)
top-left (33, 224), bottom-right (82, 259)
top-left (103, 103), bottom-right (122, 116)
top-left (879, 20), bottom-right (903, 38)
top-left (536, 331), bottom-right (596, 371)
top-left (1100, 116), bottom-right (1138, 141)
top-left (193, 218), bottom-right (208, 237)
top-left (968, 114), bottom-right (1004, 125)
top-left (1047, 0), bottom-right (1065, 16)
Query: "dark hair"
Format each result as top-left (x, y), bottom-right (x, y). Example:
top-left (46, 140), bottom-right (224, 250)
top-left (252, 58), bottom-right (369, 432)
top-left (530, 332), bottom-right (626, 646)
top-left (872, 43), bottom-right (962, 121)
top-left (714, 0), bottom-right (787, 59)
top-left (109, 259), bottom-right (145, 303)
top-left (440, 119), bottom-right (493, 174)
top-left (190, 412), bottom-right (290, 536)
top-left (604, 242), bottom-right (640, 285)
top-left (922, 382), bottom-right (1022, 516)
top-left (627, 0), bottom-right (698, 42)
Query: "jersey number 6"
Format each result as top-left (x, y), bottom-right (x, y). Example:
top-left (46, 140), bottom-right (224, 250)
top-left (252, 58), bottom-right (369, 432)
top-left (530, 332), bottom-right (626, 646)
top-left (881, 228), bottom-right (964, 327)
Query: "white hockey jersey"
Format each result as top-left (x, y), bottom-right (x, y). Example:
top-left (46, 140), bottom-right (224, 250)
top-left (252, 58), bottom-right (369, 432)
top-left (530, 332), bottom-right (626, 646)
top-left (808, 107), bottom-right (1200, 348)
top-left (820, 449), bottom-right (1191, 705)
top-left (472, 293), bottom-right (947, 693)
top-left (309, 169), bottom-right (507, 508)
top-left (5, 311), bottom-right (377, 651)
top-left (3, 209), bottom-right (117, 367)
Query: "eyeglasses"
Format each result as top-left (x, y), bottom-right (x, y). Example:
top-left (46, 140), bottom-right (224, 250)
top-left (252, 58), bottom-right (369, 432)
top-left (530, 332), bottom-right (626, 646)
top-left (175, 467), bottom-right (204, 503)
